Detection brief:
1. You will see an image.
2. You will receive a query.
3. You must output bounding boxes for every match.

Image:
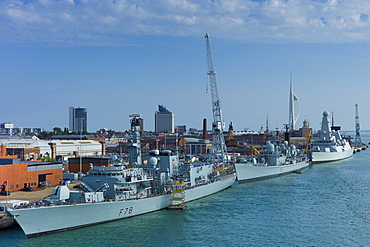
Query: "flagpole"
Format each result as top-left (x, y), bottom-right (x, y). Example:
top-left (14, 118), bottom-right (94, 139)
top-left (5, 179), bottom-right (8, 209)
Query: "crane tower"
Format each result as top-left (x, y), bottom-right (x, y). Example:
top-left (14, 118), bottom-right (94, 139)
top-left (354, 104), bottom-right (362, 147)
top-left (204, 33), bottom-right (227, 163)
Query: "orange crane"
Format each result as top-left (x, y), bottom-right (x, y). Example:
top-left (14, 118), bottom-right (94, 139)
top-left (250, 145), bottom-right (260, 155)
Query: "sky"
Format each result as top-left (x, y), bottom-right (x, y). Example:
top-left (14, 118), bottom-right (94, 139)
top-left (1, 0), bottom-right (370, 133)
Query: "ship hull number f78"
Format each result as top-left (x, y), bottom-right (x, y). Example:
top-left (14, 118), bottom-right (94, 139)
top-left (119, 207), bottom-right (133, 216)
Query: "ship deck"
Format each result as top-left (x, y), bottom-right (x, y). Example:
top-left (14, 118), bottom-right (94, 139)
top-left (0, 180), bottom-right (80, 203)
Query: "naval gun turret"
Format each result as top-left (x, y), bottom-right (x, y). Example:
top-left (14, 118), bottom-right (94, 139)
top-left (50, 185), bottom-right (70, 202)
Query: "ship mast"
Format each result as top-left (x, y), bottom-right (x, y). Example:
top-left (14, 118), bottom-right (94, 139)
top-left (128, 114), bottom-right (142, 166)
top-left (204, 33), bottom-right (227, 163)
top-left (354, 104), bottom-right (362, 147)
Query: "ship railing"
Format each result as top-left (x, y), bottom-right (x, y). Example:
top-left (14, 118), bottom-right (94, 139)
top-left (183, 180), bottom-right (217, 191)
top-left (102, 191), bottom-right (171, 202)
top-left (8, 198), bottom-right (116, 209)
top-left (115, 187), bottom-right (133, 191)
top-left (8, 176), bottom-right (234, 210)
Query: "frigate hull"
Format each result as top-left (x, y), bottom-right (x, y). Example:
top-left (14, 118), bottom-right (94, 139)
top-left (7, 175), bottom-right (235, 237)
top-left (235, 161), bottom-right (309, 183)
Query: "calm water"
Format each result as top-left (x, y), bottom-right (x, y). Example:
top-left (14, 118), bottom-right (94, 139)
top-left (2, 131), bottom-right (370, 246)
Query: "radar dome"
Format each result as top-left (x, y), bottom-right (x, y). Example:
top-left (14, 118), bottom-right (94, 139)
top-left (148, 157), bottom-right (158, 166)
top-left (266, 142), bottom-right (275, 153)
top-left (149, 150), bottom-right (160, 156)
top-left (323, 111), bottom-right (329, 117)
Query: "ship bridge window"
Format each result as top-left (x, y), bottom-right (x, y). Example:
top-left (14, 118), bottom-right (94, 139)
top-left (53, 187), bottom-right (59, 195)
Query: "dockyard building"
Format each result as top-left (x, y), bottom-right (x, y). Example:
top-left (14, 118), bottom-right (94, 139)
top-left (67, 156), bottom-right (116, 173)
top-left (0, 157), bottom-right (63, 192)
top-left (0, 138), bottom-right (103, 162)
top-left (180, 137), bottom-right (211, 155)
top-left (0, 122), bottom-right (44, 136)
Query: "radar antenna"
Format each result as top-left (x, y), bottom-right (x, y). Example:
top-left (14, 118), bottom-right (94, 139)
top-left (204, 33), bottom-right (227, 163)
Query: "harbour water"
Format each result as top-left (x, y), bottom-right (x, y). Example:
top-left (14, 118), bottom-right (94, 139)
top-left (2, 131), bottom-right (370, 246)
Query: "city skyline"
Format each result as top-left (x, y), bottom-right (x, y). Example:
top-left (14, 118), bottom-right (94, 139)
top-left (2, 1), bottom-right (370, 132)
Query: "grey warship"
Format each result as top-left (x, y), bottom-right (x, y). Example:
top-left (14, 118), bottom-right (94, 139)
top-left (6, 115), bottom-right (236, 237)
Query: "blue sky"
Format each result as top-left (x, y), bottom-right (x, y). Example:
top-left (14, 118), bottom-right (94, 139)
top-left (1, 0), bottom-right (370, 133)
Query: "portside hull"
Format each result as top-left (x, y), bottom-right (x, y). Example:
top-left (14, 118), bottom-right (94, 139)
top-left (7, 175), bottom-right (235, 237)
top-left (310, 148), bottom-right (353, 164)
top-left (184, 174), bottom-right (236, 202)
top-left (235, 161), bottom-right (309, 183)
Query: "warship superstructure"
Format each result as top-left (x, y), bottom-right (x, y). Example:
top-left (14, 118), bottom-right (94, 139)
top-left (234, 141), bottom-right (309, 183)
top-left (308, 111), bottom-right (352, 163)
top-left (6, 115), bottom-right (235, 237)
top-left (234, 76), bottom-right (308, 183)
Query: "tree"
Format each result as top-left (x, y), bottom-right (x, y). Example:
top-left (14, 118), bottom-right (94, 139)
top-left (53, 127), bottom-right (63, 135)
top-left (40, 156), bottom-right (57, 162)
top-left (37, 131), bottom-right (53, 139)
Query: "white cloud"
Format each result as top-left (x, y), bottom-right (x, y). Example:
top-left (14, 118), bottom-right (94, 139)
top-left (6, 8), bottom-right (43, 24)
top-left (102, 15), bottom-right (117, 24)
top-left (1, 0), bottom-right (370, 45)
top-left (165, 0), bottom-right (200, 12)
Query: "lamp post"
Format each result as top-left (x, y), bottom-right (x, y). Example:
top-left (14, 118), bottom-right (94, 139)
top-left (79, 130), bottom-right (82, 175)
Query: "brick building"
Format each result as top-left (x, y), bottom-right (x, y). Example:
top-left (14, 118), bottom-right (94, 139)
top-left (0, 157), bottom-right (63, 192)
top-left (68, 156), bottom-right (114, 173)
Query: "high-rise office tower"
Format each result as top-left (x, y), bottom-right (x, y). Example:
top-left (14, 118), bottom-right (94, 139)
top-left (155, 105), bottom-right (174, 133)
top-left (69, 107), bottom-right (87, 133)
top-left (137, 118), bottom-right (144, 133)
